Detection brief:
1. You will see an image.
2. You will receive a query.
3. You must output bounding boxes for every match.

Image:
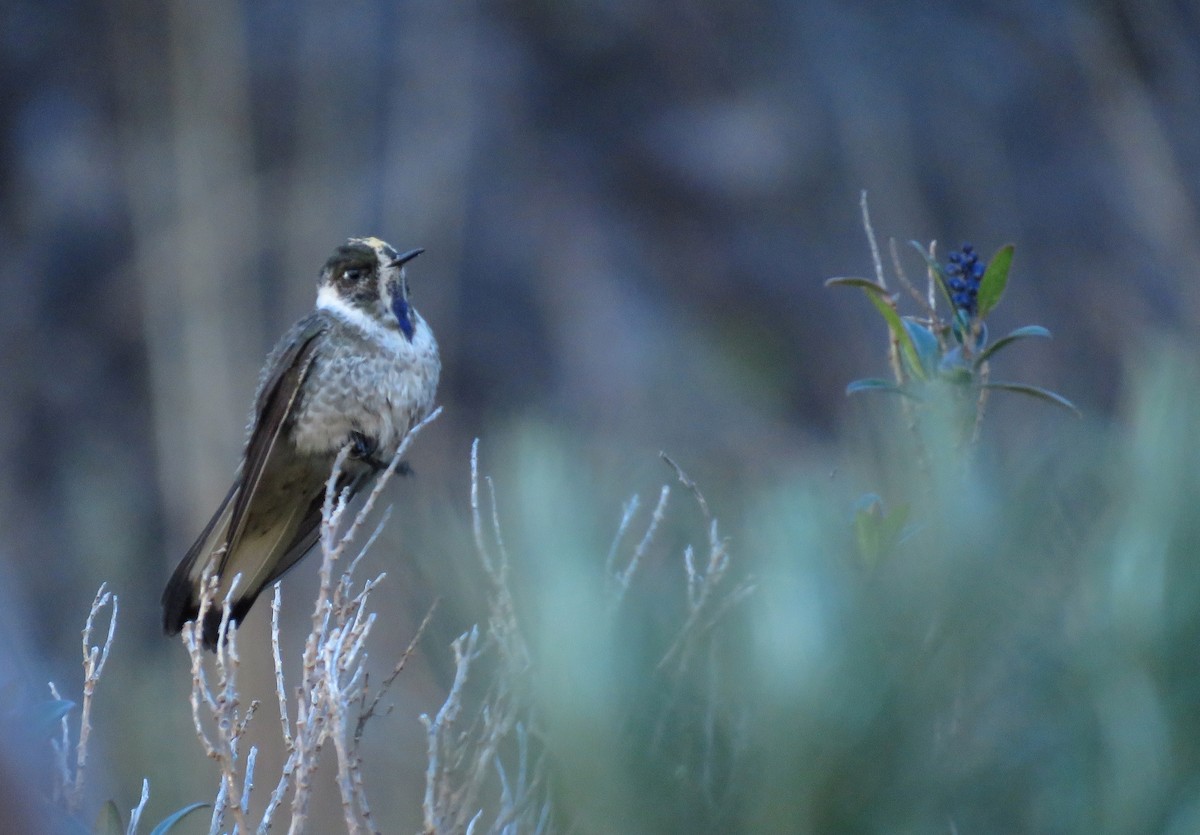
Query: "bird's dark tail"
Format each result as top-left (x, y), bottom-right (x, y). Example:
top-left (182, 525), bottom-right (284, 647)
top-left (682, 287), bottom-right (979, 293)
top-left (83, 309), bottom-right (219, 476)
top-left (162, 482), bottom-right (242, 649)
top-left (160, 560), bottom-right (198, 637)
top-left (162, 561), bottom-right (259, 651)
top-left (164, 600), bottom-right (256, 652)
top-left (163, 470), bottom-right (367, 651)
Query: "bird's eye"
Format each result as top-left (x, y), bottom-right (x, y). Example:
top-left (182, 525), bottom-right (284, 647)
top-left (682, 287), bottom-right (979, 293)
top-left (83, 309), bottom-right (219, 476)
top-left (344, 267), bottom-right (365, 282)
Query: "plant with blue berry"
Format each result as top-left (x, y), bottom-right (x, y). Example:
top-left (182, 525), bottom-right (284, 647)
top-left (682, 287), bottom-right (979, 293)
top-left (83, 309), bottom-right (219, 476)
top-left (827, 198), bottom-right (1078, 450)
top-left (945, 243), bottom-right (986, 317)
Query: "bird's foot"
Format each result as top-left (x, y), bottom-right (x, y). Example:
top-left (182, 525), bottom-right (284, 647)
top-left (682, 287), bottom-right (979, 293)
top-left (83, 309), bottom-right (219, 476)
top-left (349, 431), bottom-right (387, 471)
top-left (349, 432), bottom-right (414, 476)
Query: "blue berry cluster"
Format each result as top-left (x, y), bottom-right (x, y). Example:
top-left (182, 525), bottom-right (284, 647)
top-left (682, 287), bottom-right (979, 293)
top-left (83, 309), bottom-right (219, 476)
top-left (946, 244), bottom-right (986, 317)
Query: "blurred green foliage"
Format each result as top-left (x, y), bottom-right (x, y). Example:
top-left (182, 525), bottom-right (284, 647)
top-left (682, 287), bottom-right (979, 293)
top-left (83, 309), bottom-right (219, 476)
top-left (13, 343), bottom-right (1200, 835)
top-left (31, 344), bottom-right (1200, 834)
top-left (479, 343), bottom-right (1200, 834)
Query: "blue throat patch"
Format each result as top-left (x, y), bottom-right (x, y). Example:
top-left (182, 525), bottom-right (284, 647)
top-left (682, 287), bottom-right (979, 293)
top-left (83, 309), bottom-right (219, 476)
top-left (393, 296), bottom-right (414, 341)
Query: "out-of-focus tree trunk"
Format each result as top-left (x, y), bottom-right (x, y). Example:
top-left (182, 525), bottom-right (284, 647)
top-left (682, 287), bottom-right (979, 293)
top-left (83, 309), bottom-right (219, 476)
top-left (109, 0), bottom-right (264, 553)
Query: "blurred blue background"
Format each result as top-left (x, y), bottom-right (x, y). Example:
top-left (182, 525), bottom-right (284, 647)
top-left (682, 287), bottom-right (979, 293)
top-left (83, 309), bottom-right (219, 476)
top-left (2, 0), bottom-right (1199, 830)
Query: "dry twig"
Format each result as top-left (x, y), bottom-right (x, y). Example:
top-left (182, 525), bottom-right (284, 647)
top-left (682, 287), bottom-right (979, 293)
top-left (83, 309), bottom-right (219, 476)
top-left (47, 584), bottom-right (119, 815)
top-left (181, 407), bottom-right (442, 834)
top-left (419, 440), bottom-right (549, 834)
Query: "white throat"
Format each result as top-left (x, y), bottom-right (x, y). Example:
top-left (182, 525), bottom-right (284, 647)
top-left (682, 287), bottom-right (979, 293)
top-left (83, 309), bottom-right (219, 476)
top-left (316, 284), bottom-right (407, 350)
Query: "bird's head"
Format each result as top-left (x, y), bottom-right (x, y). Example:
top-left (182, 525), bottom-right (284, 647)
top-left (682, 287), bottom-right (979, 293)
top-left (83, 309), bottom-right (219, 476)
top-left (317, 237), bottom-right (424, 340)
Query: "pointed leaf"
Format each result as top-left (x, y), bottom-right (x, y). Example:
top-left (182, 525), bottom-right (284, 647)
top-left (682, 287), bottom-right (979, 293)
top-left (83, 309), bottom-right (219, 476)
top-left (864, 291), bottom-right (926, 381)
top-left (854, 497), bottom-right (911, 568)
top-left (939, 366), bottom-right (974, 385)
top-left (149, 802), bottom-right (210, 835)
top-left (977, 243), bottom-right (1014, 318)
top-left (31, 698), bottom-right (75, 739)
top-left (825, 276), bottom-right (888, 294)
top-left (93, 801), bottom-right (123, 835)
top-left (973, 325), bottom-right (1052, 367)
top-left (951, 311), bottom-right (967, 345)
top-left (854, 495), bottom-right (884, 567)
top-left (847, 378), bottom-right (897, 393)
top-left (878, 502), bottom-right (911, 551)
top-left (846, 379), bottom-right (918, 398)
top-left (939, 345), bottom-right (975, 384)
top-left (939, 345), bottom-right (967, 372)
top-left (982, 382), bottom-right (1081, 417)
top-left (902, 318), bottom-right (940, 377)
top-left (854, 514), bottom-right (880, 566)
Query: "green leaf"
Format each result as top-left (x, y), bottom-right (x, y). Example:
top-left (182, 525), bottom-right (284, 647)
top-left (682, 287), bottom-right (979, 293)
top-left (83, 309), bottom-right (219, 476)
top-left (973, 325), bottom-right (1052, 367)
top-left (31, 698), bottom-right (75, 739)
top-left (93, 801), bottom-right (123, 835)
top-left (879, 503), bottom-right (911, 550)
top-left (939, 345), bottom-right (966, 370)
top-left (149, 802), bottom-right (210, 835)
top-left (854, 495), bottom-right (884, 566)
top-left (825, 276), bottom-right (888, 293)
top-left (908, 240), bottom-right (955, 311)
top-left (846, 378), bottom-right (917, 398)
top-left (951, 307), bottom-right (977, 341)
top-left (982, 382), bottom-right (1081, 417)
top-left (977, 243), bottom-right (1014, 318)
top-left (902, 318), bottom-right (940, 378)
top-left (938, 344), bottom-right (975, 384)
top-left (939, 366), bottom-right (974, 385)
top-left (854, 496), bottom-right (911, 567)
top-left (864, 291), bottom-right (926, 381)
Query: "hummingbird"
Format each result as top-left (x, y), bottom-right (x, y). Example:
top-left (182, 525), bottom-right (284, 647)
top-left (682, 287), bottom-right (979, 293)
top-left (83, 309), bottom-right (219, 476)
top-left (162, 237), bottom-right (440, 649)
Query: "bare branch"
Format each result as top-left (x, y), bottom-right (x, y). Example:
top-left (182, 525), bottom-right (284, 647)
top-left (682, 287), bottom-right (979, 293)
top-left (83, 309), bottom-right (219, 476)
top-left (68, 584), bottom-right (118, 814)
top-left (127, 778), bottom-right (150, 835)
top-left (861, 190), bottom-right (886, 290)
top-left (891, 236), bottom-right (937, 322)
top-left (421, 627), bottom-right (481, 833)
top-left (604, 494), bottom-right (640, 578)
top-left (660, 452), bottom-right (712, 523)
top-left (613, 485), bottom-right (670, 599)
top-left (356, 599), bottom-right (439, 744)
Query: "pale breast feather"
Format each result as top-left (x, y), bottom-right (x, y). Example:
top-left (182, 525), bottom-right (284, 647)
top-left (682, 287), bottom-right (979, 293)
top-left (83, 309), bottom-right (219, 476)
top-left (290, 299), bottom-right (437, 458)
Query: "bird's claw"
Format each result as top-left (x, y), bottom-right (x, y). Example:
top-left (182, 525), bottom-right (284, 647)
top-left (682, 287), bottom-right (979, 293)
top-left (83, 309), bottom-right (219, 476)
top-left (349, 432), bottom-right (414, 475)
top-left (349, 431), bottom-right (387, 471)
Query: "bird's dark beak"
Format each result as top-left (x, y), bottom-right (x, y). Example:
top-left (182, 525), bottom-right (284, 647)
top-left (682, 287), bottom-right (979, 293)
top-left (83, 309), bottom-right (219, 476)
top-left (390, 248), bottom-right (424, 269)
